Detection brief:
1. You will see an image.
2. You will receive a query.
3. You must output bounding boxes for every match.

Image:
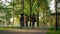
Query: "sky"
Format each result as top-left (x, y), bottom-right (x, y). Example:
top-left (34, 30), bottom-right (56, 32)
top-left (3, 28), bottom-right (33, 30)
top-left (49, 0), bottom-right (55, 13)
top-left (0, 0), bottom-right (11, 2)
top-left (0, 0), bottom-right (11, 5)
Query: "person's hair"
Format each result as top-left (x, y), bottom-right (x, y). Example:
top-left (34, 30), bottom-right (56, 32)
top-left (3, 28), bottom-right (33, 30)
top-left (21, 13), bottom-right (24, 16)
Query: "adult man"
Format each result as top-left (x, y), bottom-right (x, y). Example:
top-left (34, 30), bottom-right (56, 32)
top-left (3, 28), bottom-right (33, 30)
top-left (20, 13), bottom-right (24, 29)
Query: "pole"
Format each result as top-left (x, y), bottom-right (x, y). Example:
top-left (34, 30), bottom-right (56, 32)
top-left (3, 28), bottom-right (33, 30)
top-left (55, 0), bottom-right (58, 31)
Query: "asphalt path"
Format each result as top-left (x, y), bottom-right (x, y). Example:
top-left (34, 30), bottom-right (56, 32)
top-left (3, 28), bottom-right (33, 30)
top-left (0, 29), bottom-right (48, 34)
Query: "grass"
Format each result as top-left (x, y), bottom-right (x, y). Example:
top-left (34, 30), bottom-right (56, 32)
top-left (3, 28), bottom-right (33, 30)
top-left (0, 26), bottom-right (33, 30)
top-left (0, 27), bottom-right (13, 30)
top-left (46, 27), bottom-right (60, 34)
top-left (0, 26), bottom-right (20, 30)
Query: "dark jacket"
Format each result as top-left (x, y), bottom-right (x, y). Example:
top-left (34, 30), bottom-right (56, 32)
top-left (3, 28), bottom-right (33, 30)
top-left (20, 15), bottom-right (24, 21)
top-left (31, 16), bottom-right (36, 22)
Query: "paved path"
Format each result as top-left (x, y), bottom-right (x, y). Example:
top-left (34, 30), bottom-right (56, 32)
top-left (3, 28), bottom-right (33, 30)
top-left (0, 28), bottom-right (48, 34)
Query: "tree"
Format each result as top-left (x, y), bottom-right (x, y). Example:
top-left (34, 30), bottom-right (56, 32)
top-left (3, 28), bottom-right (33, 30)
top-left (23, 0), bottom-right (51, 27)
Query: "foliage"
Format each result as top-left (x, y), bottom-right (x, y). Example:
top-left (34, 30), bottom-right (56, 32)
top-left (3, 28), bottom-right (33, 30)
top-left (0, 0), bottom-right (55, 27)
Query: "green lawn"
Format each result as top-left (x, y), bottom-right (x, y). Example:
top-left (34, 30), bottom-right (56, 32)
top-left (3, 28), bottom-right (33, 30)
top-left (0, 27), bottom-right (20, 30)
top-left (0, 26), bottom-right (33, 30)
top-left (46, 27), bottom-right (60, 34)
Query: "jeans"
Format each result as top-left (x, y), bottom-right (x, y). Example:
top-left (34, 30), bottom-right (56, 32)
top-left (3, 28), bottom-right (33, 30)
top-left (20, 21), bottom-right (24, 28)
